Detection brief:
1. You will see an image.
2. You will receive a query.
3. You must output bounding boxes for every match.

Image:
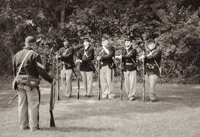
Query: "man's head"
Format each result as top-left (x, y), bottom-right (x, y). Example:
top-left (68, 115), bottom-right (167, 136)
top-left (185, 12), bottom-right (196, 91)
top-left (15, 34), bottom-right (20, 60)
top-left (63, 39), bottom-right (69, 47)
top-left (102, 36), bottom-right (109, 48)
top-left (83, 37), bottom-right (90, 48)
top-left (25, 36), bottom-right (36, 47)
top-left (147, 39), bottom-right (157, 50)
top-left (124, 37), bottom-right (132, 50)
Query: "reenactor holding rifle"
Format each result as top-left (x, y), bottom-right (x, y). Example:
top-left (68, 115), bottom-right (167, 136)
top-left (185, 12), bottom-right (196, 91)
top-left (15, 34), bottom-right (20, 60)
top-left (115, 37), bottom-right (137, 101)
top-left (76, 36), bottom-right (95, 97)
top-left (97, 35), bottom-right (115, 99)
top-left (13, 36), bottom-right (55, 131)
top-left (139, 39), bottom-right (162, 102)
top-left (57, 38), bottom-right (74, 98)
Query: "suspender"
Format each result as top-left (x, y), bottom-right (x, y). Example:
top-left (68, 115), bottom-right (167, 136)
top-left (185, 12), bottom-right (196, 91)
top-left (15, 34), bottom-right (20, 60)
top-left (15, 50), bottom-right (32, 77)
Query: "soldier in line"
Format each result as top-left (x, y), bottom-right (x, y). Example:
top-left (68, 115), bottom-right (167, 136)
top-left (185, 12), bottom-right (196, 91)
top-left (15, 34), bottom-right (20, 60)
top-left (57, 39), bottom-right (74, 98)
top-left (115, 37), bottom-right (137, 101)
top-left (76, 36), bottom-right (95, 97)
top-left (139, 39), bottom-right (162, 102)
top-left (97, 35), bottom-right (115, 99)
top-left (13, 36), bottom-right (55, 131)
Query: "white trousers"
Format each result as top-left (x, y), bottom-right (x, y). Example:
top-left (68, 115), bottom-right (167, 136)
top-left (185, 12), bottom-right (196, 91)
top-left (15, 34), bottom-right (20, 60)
top-left (80, 71), bottom-right (93, 95)
top-left (145, 74), bottom-right (158, 100)
top-left (100, 65), bottom-right (115, 98)
top-left (17, 85), bottom-right (40, 131)
top-left (124, 70), bottom-right (137, 98)
top-left (61, 67), bottom-right (72, 97)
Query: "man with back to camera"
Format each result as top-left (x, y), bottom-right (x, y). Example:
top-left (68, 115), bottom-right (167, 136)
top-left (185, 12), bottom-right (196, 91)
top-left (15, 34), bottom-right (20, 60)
top-left (13, 36), bottom-right (55, 131)
top-left (139, 39), bottom-right (162, 102)
top-left (115, 37), bottom-right (137, 101)
top-left (57, 38), bottom-right (74, 98)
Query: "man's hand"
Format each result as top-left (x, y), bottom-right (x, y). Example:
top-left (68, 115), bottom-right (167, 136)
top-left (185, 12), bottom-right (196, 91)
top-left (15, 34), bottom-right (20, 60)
top-left (147, 52), bottom-right (152, 57)
top-left (97, 56), bottom-right (101, 61)
top-left (51, 79), bottom-right (56, 85)
top-left (75, 59), bottom-right (82, 63)
top-left (55, 55), bottom-right (61, 60)
top-left (139, 55), bottom-right (145, 61)
top-left (115, 55), bottom-right (122, 59)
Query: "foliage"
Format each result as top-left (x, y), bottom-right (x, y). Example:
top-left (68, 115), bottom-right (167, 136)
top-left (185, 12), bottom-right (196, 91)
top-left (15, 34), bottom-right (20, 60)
top-left (0, 0), bottom-right (200, 83)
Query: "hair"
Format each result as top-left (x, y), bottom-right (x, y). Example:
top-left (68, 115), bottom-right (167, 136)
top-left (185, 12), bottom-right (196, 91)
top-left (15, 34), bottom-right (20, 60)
top-left (25, 42), bottom-right (34, 47)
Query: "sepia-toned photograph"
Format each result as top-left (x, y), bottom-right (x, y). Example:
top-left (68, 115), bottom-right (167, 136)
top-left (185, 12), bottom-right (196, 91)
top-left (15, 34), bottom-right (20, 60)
top-left (0, 0), bottom-right (200, 136)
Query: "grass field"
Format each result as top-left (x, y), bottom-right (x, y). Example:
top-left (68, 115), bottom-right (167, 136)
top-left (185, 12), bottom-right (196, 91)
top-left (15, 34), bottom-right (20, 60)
top-left (0, 77), bottom-right (200, 137)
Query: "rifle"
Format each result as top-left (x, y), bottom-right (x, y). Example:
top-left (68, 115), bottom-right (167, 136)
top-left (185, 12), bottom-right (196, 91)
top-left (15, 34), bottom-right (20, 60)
top-left (77, 70), bottom-right (80, 99)
top-left (120, 51), bottom-right (124, 100)
top-left (56, 56), bottom-right (60, 100)
top-left (131, 58), bottom-right (142, 76)
top-left (50, 51), bottom-right (55, 127)
top-left (97, 48), bottom-right (103, 100)
top-left (142, 50), bottom-right (146, 102)
top-left (97, 58), bottom-right (101, 100)
top-left (8, 94), bottom-right (18, 104)
top-left (75, 52), bottom-right (81, 99)
top-left (72, 68), bottom-right (80, 99)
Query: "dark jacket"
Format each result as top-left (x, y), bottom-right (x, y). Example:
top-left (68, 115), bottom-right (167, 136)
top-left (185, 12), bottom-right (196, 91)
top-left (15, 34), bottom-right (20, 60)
top-left (145, 48), bottom-right (162, 75)
top-left (13, 47), bottom-right (53, 83)
top-left (78, 45), bottom-right (95, 72)
top-left (100, 45), bottom-right (115, 67)
top-left (58, 45), bottom-right (74, 70)
top-left (122, 47), bottom-right (137, 71)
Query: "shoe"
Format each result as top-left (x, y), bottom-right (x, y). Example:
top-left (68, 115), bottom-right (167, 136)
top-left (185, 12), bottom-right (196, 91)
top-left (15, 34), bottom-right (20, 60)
top-left (129, 96), bottom-right (135, 101)
top-left (150, 99), bottom-right (159, 102)
top-left (108, 96), bottom-right (114, 99)
top-left (20, 126), bottom-right (30, 131)
top-left (85, 95), bottom-right (91, 97)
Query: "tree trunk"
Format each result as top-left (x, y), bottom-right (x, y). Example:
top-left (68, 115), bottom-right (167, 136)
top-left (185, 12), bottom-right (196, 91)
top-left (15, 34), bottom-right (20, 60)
top-left (60, 2), bottom-right (65, 29)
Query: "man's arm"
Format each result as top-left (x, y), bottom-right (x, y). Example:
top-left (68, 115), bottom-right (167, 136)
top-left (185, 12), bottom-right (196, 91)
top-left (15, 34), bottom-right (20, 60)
top-left (145, 49), bottom-right (162, 60)
top-left (122, 49), bottom-right (136, 59)
top-left (35, 55), bottom-right (53, 83)
top-left (81, 48), bottom-right (94, 63)
top-left (60, 47), bottom-right (74, 62)
top-left (101, 46), bottom-right (115, 60)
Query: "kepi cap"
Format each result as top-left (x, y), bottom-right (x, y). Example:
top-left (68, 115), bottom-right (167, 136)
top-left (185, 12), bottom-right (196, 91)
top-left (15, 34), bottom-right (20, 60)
top-left (25, 36), bottom-right (36, 43)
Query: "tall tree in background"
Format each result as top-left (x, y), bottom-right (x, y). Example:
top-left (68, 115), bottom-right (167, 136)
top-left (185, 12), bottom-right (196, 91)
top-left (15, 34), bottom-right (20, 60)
top-left (0, 0), bottom-right (200, 83)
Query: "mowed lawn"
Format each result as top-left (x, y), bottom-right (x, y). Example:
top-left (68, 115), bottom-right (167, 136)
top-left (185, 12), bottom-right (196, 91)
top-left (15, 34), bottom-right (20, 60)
top-left (0, 78), bottom-right (200, 137)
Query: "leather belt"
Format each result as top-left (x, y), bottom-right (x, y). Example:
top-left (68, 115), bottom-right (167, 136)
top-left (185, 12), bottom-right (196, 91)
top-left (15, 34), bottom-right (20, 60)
top-left (125, 63), bottom-right (134, 65)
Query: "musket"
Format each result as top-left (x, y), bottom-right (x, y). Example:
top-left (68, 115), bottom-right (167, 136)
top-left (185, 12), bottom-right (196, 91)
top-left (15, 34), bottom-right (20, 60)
top-left (142, 50), bottom-right (146, 102)
top-left (120, 50), bottom-right (124, 100)
top-left (56, 56), bottom-right (60, 100)
top-left (130, 58), bottom-right (142, 76)
top-left (75, 52), bottom-right (80, 99)
top-left (97, 58), bottom-right (101, 100)
top-left (72, 68), bottom-right (80, 99)
top-left (50, 51), bottom-right (55, 127)
top-left (8, 94), bottom-right (18, 104)
top-left (97, 49), bottom-right (103, 100)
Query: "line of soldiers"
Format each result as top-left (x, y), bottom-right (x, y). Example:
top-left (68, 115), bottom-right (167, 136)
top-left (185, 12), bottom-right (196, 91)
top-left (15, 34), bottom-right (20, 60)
top-left (12, 35), bottom-right (162, 131)
top-left (56, 35), bottom-right (162, 102)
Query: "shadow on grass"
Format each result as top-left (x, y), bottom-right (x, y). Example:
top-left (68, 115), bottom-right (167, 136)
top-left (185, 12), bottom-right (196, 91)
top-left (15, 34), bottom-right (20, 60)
top-left (40, 126), bottom-right (114, 132)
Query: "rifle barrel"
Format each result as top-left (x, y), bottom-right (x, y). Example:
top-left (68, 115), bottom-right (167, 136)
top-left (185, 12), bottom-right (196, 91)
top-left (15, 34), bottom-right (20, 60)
top-left (98, 60), bottom-right (101, 100)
